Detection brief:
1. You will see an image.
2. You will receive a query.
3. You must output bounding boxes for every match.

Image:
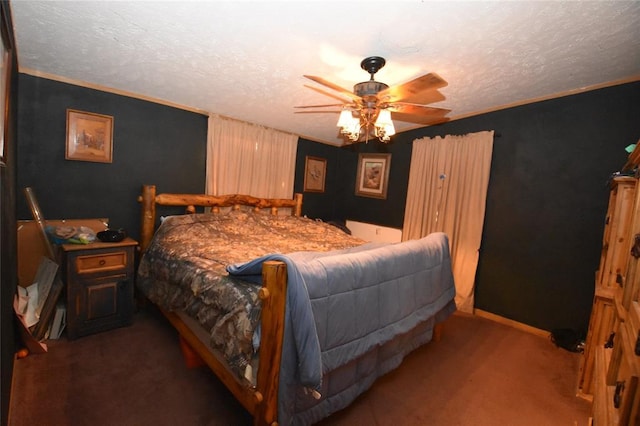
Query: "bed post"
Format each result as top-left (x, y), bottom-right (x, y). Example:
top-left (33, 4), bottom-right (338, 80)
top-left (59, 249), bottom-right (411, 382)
top-left (293, 193), bottom-right (302, 217)
top-left (433, 322), bottom-right (444, 342)
top-left (139, 185), bottom-right (157, 253)
top-left (254, 260), bottom-right (287, 426)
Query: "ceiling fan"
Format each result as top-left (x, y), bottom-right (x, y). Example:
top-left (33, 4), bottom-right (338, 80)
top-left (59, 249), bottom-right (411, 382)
top-left (296, 56), bottom-right (450, 143)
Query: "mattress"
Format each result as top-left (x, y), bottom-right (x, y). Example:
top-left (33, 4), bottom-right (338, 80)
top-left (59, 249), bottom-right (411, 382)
top-left (136, 209), bottom-right (365, 380)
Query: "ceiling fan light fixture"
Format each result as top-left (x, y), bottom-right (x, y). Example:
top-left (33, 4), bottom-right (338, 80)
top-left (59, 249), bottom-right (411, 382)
top-left (337, 109), bottom-right (355, 128)
top-left (374, 109), bottom-right (395, 142)
top-left (337, 109), bottom-right (361, 142)
top-left (337, 107), bottom-right (396, 143)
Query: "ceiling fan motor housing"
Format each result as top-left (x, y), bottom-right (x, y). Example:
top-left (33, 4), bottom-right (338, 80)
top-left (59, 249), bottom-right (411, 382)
top-left (356, 56), bottom-right (389, 103)
top-left (354, 81), bottom-right (389, 98)
top-left (356, 57), bottom-right (390, 113)
top-left (355, 81), bottom-right (389, 115)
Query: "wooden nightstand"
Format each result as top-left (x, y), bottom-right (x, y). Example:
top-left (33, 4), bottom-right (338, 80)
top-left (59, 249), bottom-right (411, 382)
top-left (59, 238), bottom-right (138, 339)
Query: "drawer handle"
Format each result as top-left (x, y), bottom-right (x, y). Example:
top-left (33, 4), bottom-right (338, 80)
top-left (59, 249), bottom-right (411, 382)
top-left (614, 380), bottom-right (625, 408)
top-left (605, 332), bottom-right (615, 349)
top-left (616, 273), bottom-right (624, 287)
top-left (99, 259), bottom-right (106, 266)
top-left (632, 234), bottom-right (640, 259)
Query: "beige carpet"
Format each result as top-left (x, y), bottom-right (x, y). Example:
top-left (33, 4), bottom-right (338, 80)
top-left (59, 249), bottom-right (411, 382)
top-left (317, 312), bottom-right (592, 426)
top-left (9, 306), bottom-right (591, 425)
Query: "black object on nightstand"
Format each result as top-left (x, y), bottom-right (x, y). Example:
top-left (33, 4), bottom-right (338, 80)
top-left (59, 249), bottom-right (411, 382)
top-left (59, 238), bottom-right (138, 339)
top-left (96, 228), bottom-right (127, 243)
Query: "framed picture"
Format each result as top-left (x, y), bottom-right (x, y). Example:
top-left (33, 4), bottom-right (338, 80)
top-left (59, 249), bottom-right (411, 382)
top-left (0, 5), bottom-right (13, 167)
top-left (66, 109), bottom-right (114, 163)
top-left (355, 153), bottom-right (391, 199)
top-left (304, 156), bottom-right (326, 193)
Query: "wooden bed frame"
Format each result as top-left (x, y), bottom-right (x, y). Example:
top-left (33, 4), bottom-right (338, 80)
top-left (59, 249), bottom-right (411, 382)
top-left (138, 184), bottom-right (303, 426)
top-left (137, 184), bottom-right (443, 426)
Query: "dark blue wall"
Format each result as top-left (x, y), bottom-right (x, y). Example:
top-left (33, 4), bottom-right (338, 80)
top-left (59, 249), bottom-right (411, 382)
top-left (297, 82), bottom-right (640, 333)
top-left (294, 138), bottom-right (342, 220)
top-left (17, 73), bottom-right (640, 335)
top-left (17, 74), bottom-right (208, 241)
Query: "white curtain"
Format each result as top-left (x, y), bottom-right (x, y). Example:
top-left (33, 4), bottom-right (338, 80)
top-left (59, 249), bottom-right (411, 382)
top-left (205, 114), bottom-right (298, 199)
top-left (403, 131), bottom-right (494, 313)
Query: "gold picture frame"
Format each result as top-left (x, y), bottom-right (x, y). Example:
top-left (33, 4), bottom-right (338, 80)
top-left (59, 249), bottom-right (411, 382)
top-left (355, 153), bottom-right (391, 199)
top-left (66, 109), bottom-right (114, 163)
top-left (304, 156), bottom-right (326, 193)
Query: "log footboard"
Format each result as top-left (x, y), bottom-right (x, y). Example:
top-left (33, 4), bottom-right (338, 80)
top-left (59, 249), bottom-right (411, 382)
top-left (158, 260), bottom-right (286, 426)
top-left (138, 185), bottom-right (298, 426)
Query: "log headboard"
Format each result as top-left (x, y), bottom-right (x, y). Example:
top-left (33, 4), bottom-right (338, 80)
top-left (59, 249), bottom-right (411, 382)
top-left (137, 184), bottom-right (303, 252)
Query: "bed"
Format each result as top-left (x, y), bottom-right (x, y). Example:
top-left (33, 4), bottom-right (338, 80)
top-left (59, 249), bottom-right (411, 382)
top-left (136, 184), bottom-right (456, 426)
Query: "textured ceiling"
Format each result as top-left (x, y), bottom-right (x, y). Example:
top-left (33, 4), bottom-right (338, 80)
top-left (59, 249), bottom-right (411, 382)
top-left (10, 1), bottom-right (640, 145)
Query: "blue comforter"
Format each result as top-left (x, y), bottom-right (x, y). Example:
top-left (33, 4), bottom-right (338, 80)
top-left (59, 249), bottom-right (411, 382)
top-left (227, 232), bottom-right (456, 425)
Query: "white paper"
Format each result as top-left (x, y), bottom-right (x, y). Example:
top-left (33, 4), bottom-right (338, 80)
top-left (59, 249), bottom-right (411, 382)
top-left (22, 283), bottom-right (39, 327)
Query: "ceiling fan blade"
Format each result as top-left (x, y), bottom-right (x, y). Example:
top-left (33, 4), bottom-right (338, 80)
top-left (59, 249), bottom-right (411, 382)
top-left (294, 110), bottom-right (341, 115)
top-left (378, 72), bottom-right (448, 103)
top-left (388, 103), bottom-right (450, 116)
top-left (304, 75), bottom-right (361, 101)
top-left (304, 85), bottom-right (354, 103)
top-left (391, 112), bottom-right (450, 125)
top-left (294, 103), bottom-right (348, 109)
top-left (393, 89), bottom-right (446, 105)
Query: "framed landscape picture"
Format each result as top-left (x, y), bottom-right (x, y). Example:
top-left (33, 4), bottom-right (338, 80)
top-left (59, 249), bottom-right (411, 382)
top-left (355, 153), bottom-right (391, 199)
top-left (66, 109), bottom-right (114, 163)
top-left (304, 156), bottom-right (326, 192)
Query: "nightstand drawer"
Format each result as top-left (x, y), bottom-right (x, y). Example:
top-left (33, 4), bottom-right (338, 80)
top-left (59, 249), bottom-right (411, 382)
top-left (75, 251), bottom-right (128, 274)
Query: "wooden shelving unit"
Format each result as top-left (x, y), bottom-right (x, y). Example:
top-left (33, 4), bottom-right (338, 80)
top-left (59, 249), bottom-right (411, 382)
top-left (583, 144), bottom-right (640, 424)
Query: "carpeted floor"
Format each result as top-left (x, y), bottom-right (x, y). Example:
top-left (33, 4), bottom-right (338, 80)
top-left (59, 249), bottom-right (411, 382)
top-left (9, 306), bottom-right (592, 425)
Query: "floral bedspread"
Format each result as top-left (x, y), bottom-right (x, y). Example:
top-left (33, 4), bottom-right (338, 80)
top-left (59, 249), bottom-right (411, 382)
top-left (136, 210), bottom-right (364, 381)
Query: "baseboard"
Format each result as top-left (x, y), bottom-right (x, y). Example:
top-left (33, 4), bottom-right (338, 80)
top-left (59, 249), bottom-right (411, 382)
top-left (470, 309), bottom-right (550, 339)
